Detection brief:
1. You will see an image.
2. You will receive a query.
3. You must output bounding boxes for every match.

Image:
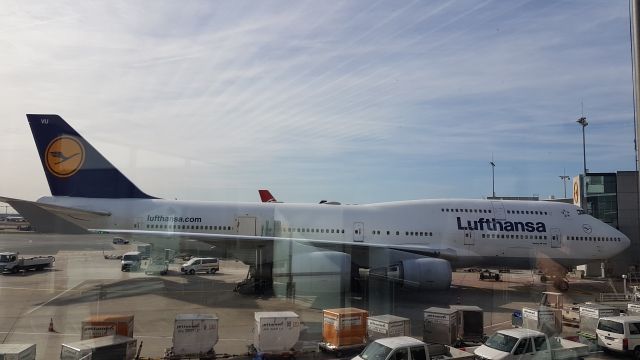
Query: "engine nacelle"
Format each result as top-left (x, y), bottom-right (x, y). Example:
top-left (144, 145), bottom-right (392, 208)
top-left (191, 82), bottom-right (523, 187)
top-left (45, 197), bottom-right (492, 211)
top-left (392, 258), bottom-right (452, 290)
top-left (272, 251), bottom-right (351, 296)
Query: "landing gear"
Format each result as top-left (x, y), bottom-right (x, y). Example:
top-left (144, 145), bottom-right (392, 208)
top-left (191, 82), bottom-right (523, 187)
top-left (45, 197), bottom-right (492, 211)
top-left (539, 273), bottom-right (569, 291)
top-left (553, 278), bottom-right (569, 292)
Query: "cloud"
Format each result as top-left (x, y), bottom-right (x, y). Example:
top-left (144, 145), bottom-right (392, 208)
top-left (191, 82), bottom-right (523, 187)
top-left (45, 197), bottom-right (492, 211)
top-left (0, 0), bottom-right (634, 202)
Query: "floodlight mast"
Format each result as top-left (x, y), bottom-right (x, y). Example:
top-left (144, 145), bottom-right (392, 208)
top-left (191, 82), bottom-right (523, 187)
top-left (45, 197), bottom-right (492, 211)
top-left (490, 160), bottom-right (495, 198)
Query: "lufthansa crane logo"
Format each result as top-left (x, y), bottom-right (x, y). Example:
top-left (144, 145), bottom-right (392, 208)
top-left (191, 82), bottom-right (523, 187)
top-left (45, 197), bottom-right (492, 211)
top-left (582, 224), bottom-right (592, 234)
top-left (45, 136), bottom-right (85, 177)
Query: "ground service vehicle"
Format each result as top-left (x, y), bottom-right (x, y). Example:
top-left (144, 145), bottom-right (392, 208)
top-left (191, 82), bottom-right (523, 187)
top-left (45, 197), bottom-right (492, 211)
top-left (353, 336), bottom-right (429, 360)
top-left (112, 237), bottom-right (129, 244)
top-left (0, 252), bottom-right (54, 273)
top-left (120, 251), bottom-right (141, 272)
top-left (474, 329), bottom-right (588, 360)
top-left (145, 260), bottom-right (169, 275)
top-left (596, 315), bottom-right (640, 358)
top-left (181, 257), bottom-right (219, 274)
top-left (352, 336), bottom-right (474, 360)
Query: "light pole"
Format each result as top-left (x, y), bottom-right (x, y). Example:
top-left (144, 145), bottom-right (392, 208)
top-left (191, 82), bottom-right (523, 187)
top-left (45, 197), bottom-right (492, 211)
top-left (490, 160), bottom-right (496, 198)
top-left (577, 117), bottom-right (588, 176)
top-left (559, 175), bottom-right (570, 199)
top-left (577, 117), bottom-right (588, 210)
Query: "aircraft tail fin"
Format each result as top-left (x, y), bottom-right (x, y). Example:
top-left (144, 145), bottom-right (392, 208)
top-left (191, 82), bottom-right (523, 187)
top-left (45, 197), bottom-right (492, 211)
top-left (258, 189), bottom-right (278, 203)
top-left (26, 114), bottom-right (155, 199)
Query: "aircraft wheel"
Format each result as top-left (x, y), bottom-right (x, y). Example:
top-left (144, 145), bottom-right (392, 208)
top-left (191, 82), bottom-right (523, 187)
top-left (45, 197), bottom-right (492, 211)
top-left (189, 269), bottom-right (195, 275)
top-left (494, 273), bottom-right (500, 281)
top-left (540, 275), bottom-right (547, 283)
top-left (553, 279), bottom-right (569, 292)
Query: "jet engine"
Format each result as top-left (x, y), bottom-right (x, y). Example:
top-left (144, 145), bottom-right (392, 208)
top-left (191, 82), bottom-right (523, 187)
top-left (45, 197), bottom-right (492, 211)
top-left (385, 258), bottom-right (452, 290)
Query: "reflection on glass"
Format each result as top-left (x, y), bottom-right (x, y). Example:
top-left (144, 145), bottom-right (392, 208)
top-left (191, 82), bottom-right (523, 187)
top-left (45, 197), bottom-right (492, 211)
top-left (484, 332), bottom-right (519, 353)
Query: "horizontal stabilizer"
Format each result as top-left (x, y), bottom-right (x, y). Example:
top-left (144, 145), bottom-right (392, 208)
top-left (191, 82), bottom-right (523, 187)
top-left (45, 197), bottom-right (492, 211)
top-left (0, 196), bottom-right (110, 234)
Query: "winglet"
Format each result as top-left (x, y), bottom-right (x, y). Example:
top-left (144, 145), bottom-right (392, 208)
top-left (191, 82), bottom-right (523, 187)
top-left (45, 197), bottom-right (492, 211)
top-left (27, 114), bottom-right (155, 199)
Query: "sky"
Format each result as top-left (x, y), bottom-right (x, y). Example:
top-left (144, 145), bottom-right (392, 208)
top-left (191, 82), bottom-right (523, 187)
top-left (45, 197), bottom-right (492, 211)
top-left (0, 1), bottom-right (636, 205)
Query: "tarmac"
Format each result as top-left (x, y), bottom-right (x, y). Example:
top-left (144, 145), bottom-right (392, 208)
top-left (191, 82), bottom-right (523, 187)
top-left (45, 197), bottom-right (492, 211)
top-left (0, 232), bottom-right (629, 359)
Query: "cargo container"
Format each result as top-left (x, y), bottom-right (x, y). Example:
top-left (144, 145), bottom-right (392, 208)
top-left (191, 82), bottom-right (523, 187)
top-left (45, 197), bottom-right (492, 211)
top-left (423, 307), bottom-right (458, 345)
top-left (579, 303), bottom-right (619, 339)
top-left (367, 315), bottom-right (411, 341)
top-left (322, 308), bottom-right (368, 348)
top-left (60, 335), bottom-right (136, 360)
top-left (172, 314), bottom-right (218, 357)
top-left (450, 305), bottom-right (484, 343)
top-left (253, 311), bottom-right (300, 353)
top-left (0, 343), bottom-right (36, 360)
top-left (81, 314), bottom-right (134, 340)
top-left (628, 302), bottom-right (640, 316)
top-left (521, 306), bottom-right (562, 336)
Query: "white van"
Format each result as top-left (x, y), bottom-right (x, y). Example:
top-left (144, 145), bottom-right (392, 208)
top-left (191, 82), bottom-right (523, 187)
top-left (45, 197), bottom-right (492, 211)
top-left (180, 257), bottom-right (219, 275)
top-left (596, 315), bottom-right (640, 356)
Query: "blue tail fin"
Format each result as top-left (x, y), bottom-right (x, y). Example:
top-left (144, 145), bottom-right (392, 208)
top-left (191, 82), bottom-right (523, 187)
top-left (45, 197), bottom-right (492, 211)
top-left (27, 114), bottom-right (155, 199)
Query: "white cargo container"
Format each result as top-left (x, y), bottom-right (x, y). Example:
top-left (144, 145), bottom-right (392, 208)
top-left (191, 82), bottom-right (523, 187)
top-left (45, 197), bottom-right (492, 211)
top-left (423, 307), bottom-right (458, 345)
top-left (628, 303), bottom-right (640, 316)
top-left (254, 311), bottom-right (300, 353)
top-left (172, 314), bottom-right (219, 356)
top-left (0, 344), bottom-right (36, 360)
top-left (60, 335), bottom-right (136, 360)
top-left (579, 303), bottom-right (619, 338)
top-left (367, 315), bottom-right (411, 341)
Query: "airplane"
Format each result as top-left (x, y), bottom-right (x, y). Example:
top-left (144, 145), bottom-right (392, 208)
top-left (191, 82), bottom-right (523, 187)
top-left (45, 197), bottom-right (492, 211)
top-left (259, 190), bottom-right (341, 205)
top-left (0, 114), bottom-right (631, 292)
top-left (258, 190), bottom-right (279, 203)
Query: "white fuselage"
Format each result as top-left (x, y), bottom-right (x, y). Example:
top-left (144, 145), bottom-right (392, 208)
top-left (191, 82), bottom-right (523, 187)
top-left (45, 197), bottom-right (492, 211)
top-left (39, 196), bottom-right (629, 270)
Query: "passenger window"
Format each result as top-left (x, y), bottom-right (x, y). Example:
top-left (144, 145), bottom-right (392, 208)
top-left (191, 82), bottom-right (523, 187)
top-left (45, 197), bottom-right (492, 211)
top-left (410, 346), bottom-right (427, 360)
top-left (390, 348), bottom-right (408, 360)
top-left (630, 323), bottom-right (640, 335)
top-left (534, 336), bottom-right (547, 351)
top-left (513, 339), bottom-right (533, 355)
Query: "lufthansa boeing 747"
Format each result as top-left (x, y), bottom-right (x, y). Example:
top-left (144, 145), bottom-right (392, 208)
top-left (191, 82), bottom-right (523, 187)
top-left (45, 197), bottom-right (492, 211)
top-left (0, 114), bottom-right (630, 291)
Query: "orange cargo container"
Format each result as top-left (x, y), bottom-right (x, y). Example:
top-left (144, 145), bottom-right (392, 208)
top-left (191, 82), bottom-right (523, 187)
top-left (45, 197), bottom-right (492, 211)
top-left (81, 314), bottom-right (134, 340)
top-left (322, 308), bottom-right (368, 347)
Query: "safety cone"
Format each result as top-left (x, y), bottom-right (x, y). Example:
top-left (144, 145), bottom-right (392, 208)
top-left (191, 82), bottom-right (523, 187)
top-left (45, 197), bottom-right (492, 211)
top-left (48, 318), bottom-right (55, 332)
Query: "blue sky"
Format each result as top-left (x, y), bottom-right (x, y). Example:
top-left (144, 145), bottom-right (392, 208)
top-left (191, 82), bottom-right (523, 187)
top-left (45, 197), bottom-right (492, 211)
top-left (0, 1), bottom-right (635, 204)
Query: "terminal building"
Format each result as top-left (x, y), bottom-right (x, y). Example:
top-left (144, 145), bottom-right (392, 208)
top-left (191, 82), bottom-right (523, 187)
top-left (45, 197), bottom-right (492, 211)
top-left (577, 171), bottom-right (639, 276)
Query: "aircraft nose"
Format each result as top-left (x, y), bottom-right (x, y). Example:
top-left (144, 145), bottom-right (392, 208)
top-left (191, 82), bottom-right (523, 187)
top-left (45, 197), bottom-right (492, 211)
top-left (621, 233), bottom-right (631, 251)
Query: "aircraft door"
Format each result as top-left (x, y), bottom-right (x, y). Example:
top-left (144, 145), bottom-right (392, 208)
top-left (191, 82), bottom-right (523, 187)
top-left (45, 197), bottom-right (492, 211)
top-left (353, 222), bottom-right (364, 242)
top-left (550, 228), bottom-right (561, 248)
top-left (491, 201), bottom-right (506, 220)
top-left (464, 229), bottom-right (474, 245)
top-left (133, 217), bottom-right (143, 230)
top-left (237, 216), bottom-right (257, 236)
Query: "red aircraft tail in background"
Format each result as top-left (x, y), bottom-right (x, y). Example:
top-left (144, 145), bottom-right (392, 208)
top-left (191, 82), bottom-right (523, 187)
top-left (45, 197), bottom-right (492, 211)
top-left (258, 190), bottom-right (278, 203)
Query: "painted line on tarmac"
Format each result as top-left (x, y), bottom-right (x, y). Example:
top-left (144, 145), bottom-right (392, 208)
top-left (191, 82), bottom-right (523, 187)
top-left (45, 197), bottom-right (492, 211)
top-left (25, 282), bottom-right (82, 315)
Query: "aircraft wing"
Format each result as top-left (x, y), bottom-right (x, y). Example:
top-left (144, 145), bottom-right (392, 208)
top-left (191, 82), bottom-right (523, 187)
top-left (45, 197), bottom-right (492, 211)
top-left (90, 228), bottom-right (459, 261)
top-left (0, 196), bottom-right (110, 234)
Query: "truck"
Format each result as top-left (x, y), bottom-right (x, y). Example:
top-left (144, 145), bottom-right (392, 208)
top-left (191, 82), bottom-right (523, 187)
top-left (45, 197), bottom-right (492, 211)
top-left (352, 336), bottom-right (474, 360)
top-left (474, 328), bottom-right (589, 360)
top-left (120, 251), bottom-right (141, 272)
top-left (0, 252), bottom-right (54, 274)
